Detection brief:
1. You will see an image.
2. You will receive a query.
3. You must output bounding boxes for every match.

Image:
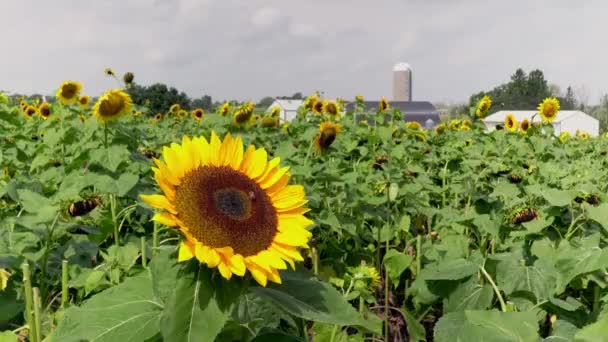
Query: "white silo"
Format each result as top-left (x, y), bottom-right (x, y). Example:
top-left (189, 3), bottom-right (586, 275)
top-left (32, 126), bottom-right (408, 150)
top-left (393, 62), bottom-right (412, 101)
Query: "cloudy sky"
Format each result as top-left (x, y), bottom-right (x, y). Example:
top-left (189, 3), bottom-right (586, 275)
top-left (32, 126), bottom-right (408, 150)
top-left (2, 0), bottom-right (607, 104)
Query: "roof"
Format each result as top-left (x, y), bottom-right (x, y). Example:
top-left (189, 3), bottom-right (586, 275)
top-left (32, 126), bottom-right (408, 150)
top-left (394, 62), bottom-right (412, 71)
top-left (346, 101), bottom-right (441, 128)
top-left (271, 99), bottom-right (303, 111)
top-left (484, 110), bottom-right (593, 123)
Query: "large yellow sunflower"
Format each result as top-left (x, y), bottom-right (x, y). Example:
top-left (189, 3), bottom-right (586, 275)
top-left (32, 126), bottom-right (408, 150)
top-left (314, 122), bottom-right (341, 152)
top-left (379, 97), bottom-right (390, 111)
top-left (140, 133), bottom-right (312, 286)
top-left (56, 81), bottom-right (82, 105)
top-left (191, 108), bottom-right (205, 121)
top-left (92, 89), bottom-right (133, 123)
top-left (323, 101), bottom-right (340, 117)
top-left (519, 119), bottom-right (531, 134)
top-left (24, 105), bottom-right (37, 119)
top-left (538, 97), bottom-right (560, 123)
top-left (79, 95), bottom-right (91, 108)
top-left (504, 113), bottom-right (517, 132)
top-left (312, 99), bottom-right (324, 114)
top-left (38, 102), bottom-right (51, 120)
top-left (475, 95), bottom-right (492, 118)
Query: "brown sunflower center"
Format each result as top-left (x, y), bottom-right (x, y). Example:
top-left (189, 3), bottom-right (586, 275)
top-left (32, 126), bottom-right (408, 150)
top-left (326, 103), bottom-right (337, 115)
top-left (80, 97), bottom-right (88, 105)
top-left (40, 106), bottom-right (51, 117)
top-left (543, 104), bottom-right (556, 117)
top-left (98, 93), bottom-right (125, 118)
top-left (174, 165), bottom-right (278, 256)
top-left (61, 84), bottom-right (78, 99)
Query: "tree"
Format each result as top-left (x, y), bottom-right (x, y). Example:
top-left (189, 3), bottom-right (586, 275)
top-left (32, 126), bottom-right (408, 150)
top-left (191, 95), bottom-right (212, 110)
top-left (127, 83), bottom-right (192, 114)
top-left (561, 86), bottom-right (577, 110)
top-left (258, 96), bottom-right (275, 107)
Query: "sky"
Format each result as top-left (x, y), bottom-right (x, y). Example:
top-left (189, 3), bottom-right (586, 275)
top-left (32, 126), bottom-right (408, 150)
top-left (2, 0), bottom-right (607, 105)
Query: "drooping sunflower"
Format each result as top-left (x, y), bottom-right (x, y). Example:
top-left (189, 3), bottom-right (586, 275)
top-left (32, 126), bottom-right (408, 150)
top-left (312, 99), bottom-right (324, 114)
top-left (538, 97), bottom-right (560, 123)
top-left (79, 95), bottom-right (91, 108)
top-left (140, 133), bottom-right (312, 286)
top-left (434, 123), bottom-right (446, 135)
top-left (304, 95), bottom-right (318, 110)
top-left (314, 122), bottom-right (341, 152)
top-left (405, 121), bottom-right (422, 130)
top-left (24, 105), bottom-right (37, 119)
top-left (38, 102), bottom-right (51, 120)
top-left (475, 95), bottom-right (492, 118)
top-left (104, 68), bottom-right (115, 77)
top-left (233, 109), bottom-right (253, 127)
top-left (323, 101), bottom-right (340, 117)
top-left (170, 104), bottom-right (181, 115)
top-left (191, 108), bottom-right (204, 121)
top-left (261, 116), bottom-right (278, 128)
top-left (91, 89), bottom-right (133, 123)
top-left (519, 119), bottom-right (531, 133)
top-left (504, 113), bottom-right (517, 132)
top-left (379, 97), bottom-right (390, 111)
top-left (56, 81), bottom-right (82, 105)
top-left (269, 106), bottom-right (281, 118)
top-left (220, 103), bottom-right (231, 117)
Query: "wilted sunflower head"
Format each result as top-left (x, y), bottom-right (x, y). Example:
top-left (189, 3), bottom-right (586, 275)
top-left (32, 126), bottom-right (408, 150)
top-left (261, 116), bottom-right (278, 128)
top-left (56, 81), bottom-right (82, 105)
top-left (323, 101), bottom-right (340, 117)
top-left (220, 103), bottom-right (231, 116)
top-left (92, 89), bottom-right (133, 123)
top-left (191, 108), bottom-right (204, 121)
top-left (38, 102), bottom-right (51, 119)
top-left (314, 122), bottom-right (341, 152)
top-left (178, 109), bottom-right (187, 118)
top-left (79, 95), bottom-right (91, 108)
top-left (269, 106), bottom-right (281, 118)
top-left (504, 114), bottom-right (517, 132)
top-left (104, 68), bottom-right (115, 76)
top-left (520, 119), bottom-right (531, 133)
top-left (24, 106), bottom-right (37, 119)
top-left (123, 72), bottom-right (135, 85)
top-left (379, 97), bottom-right (390, 111)
top-left (233, 109), bottom-right (253, 127)
top-left (538, 97), bottom-right (560, 123)
top-left (170, 104), bottom-right (181, 114)
top-left (475, 95), bottom-right (492, 117)
top-left (405, 121), bottom-right (422, 130)
top-left (435, 123), bottom-right (446, 135)
top-left (312, 99), bottom-right (324, 114)
top-left (140, 132), bottom-right (313, 286)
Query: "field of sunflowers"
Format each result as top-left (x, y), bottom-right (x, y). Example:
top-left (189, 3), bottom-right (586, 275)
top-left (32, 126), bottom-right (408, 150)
top-left (1, 80), bottom-right (608, 342)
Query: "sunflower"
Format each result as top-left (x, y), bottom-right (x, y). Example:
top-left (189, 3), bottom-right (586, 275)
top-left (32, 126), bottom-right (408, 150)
top-left (220, 103), bottom-right (231, 117)
top-left (314, 122), bottom-right (340, 152)
top-left (19, 99), bottom-right (28, 110)
top-left (304, 95), bottom-right (318, 110)
top-left (132, 111), bottom-right (141, 117)
top-left (538, 97), bottom-right (560, 123)
top-left (559, 131), bottom-right (571, 143)
top-left (154, 113), bottom-right (163, 122)
top-left (191, 108), bottom-right (205, 121)
top-left (323, 101), bottom-right (340, 117)
top-left (170, 104), bottom-right (181, 114)
top-left (123, 72), bottom-right (135, 85)
top-left (261, 116), bottom-right (278, 128)
top-left (519, 119), bottom-right (531, 133)
top-left (355, 94), bottom-right (364, 102)
top-left (78, 114), bottom-right (86, 122)
top-left (465, 139), bottom-right (473, 147)
top-left (475, 95), bottom-right (492, 118)
top-left (580, 132), bottom-right (590, 140)
top-left (56, 81), bottom-right (82, 105)
top-left (269, 106), bottom-right (281, 118)
top-left (350, 264), bottom-right (380, 291)
top-left (460, 122), bottom-right (471, 131)
top-left (405, 121), bottom-right (422, 130)
top-left (79, 95), bottom-right (91, 108)
top-left (312, 99), bottom-right (324, 114)
top-left (38, 102), bottom-right (51, 119)
top-left (379, 97), bottom-right (389, 111)
top-left (0, 268), bottom-right (10, 291)
top-left (434, 123), bottom-right (446, 135)
top-left (24, 106), bottom-right (37, 119)
top-left (448, 120), bottom-right (460, 130)
top-left (140, 133), bottom-right (312, 286)
top-left (104, 68), bottom-right (115, 77)
top-left (92, 89), bottom-right (133, 123)
top-left (504, 113), bottom-right (517, 132)
top-left (176, 109), bottom-right (187, 118)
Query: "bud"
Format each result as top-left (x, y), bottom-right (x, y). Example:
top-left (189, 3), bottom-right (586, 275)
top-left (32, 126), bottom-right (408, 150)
top-left (123, 72), bottom-right (135, 85)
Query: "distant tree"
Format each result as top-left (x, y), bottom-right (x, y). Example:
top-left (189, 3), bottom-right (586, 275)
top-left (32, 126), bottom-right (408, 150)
top-left (127, 83), bottom-right (192, 114)
top-left (258, 96), bottom-right (275, 107)
top-left (560, 86), bottom-right (577, 110)
top-left (291, 92), bottom-right (303, 100)
top-left (191, 95), bottom-right (212, 110)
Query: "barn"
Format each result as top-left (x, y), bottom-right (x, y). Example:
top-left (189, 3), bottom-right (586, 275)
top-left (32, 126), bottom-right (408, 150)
top-left (344, 101), bottom-right (441, 128)
top-left (484, 110), bottom-right (599, 136)
top-left (267, 99), bottom-right (303, 122)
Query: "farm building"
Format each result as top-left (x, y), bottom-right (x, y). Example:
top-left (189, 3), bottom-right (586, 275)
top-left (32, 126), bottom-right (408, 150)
top-left (267, 99), bottom-right (303, 122)
top-left (484, 110), bottom-right (599, 136)
top-left (344, 101), bottom-right (441, 128)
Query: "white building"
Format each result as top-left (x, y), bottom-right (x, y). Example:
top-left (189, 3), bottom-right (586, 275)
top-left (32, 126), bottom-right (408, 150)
top-left (484, 110), bottom-right (599, 137)
top-left (393, 62), bottom-right (412, 101)
top-left (268, 99), bottom-right (303, 122)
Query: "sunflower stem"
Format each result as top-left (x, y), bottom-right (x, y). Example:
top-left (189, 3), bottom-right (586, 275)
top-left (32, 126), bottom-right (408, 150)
top-left (103, 122), bottom-right (109, 150)
top-left (152, 221), bottom-right (159, 256)
top-left (32, 287), bottom-right (42, 342)
top-left (110, 194), bottom-right (119, 246)
top-left (22, 263), bottom-right (36, 342)
top-left (141, 237), bottom-right (147, 268)
top-left (312, 247), bottom-right (319, 276)
top-left (480, 264), bottom-right (507, 312)
top-left (61, 260), bottom-right (68, 308)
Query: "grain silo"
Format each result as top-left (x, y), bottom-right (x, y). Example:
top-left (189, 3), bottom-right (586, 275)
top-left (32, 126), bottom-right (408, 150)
top-left (393, 62), bottom-right (412, 101)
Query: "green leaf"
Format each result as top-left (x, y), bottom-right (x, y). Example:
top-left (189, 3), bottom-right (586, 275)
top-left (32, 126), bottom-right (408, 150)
top-left (160, 264), bottom-right (236, 342)
top-left (420, 258), bottom-right (478, 281)
top-left (444, 278), bottom-right (493, 313)
top-left (522, 215), bottom-right (554, 234)
top-left (434, 310), bottom-right (539, 342)
top-left (585, 203), bottom-right (608, 232)
top-left (574, 314), bottom-right (608, 341)
top-left (50, 273), bottom-right (163, 342)
top-left (16, 189), bottom-right (57, 213)
top-left (115, 173), bottom-right (139, 196)
top-left (383, 249), bottom-right (412, 287)
top-left (149, 247), bottom-right (180, 304)
top-left (89, 145), bottom-right (131, 172)
top-left (398, 215), bottom-right (411, 232)
top-left (403, 309), bottom-right (427, 342)
top-left (251, 333), bottom-right (306, 342)
top-left (251, 270), bottom-right (381, 334)
top-left (542, 189), bottom-right (576, 207)
top-left (496, 259), bottom-right (556, 301)
top-left (84, 270), bottom-right (106, 296)
top-left (0, 287), bottom-right (23, 324)
top-left (0, 331), bottom-right (17, 342)
top-left (546, 319), bottom-right (578, 341)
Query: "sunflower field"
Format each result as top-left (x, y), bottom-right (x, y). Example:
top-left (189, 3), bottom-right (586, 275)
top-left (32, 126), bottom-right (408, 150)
top-left (1, 84), bottom-right (608, 342)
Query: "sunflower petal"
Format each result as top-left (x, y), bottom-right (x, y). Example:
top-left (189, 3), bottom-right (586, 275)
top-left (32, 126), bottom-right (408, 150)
top-left (272, 185), bottom-right (307, 209)
top-left (248, 264), bottom-right (268, 287)
top-left (260, 166), bottom-right (290, 190)
top-left (245, 148), bottom-right (267, 179)
top-left (218, 262), bottom-right (232, 280)
top-left (152, 212), bottom-right (178, 226)
top-left (178, 242), bottom-right (195, 262)
top-left (208, 131), bottom-right (222, 166)
top-left (153, 158), bottom-right (181, 186)
top-left (239, 145), bottom-right (256, 173)
top-left (140, 194), bottom-right (177, 213)
top-left (229, 254), bottom-right (246, 276)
